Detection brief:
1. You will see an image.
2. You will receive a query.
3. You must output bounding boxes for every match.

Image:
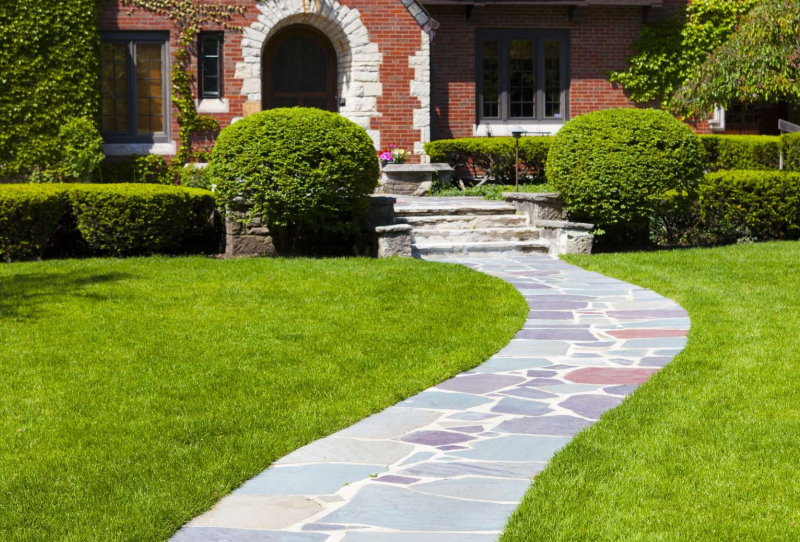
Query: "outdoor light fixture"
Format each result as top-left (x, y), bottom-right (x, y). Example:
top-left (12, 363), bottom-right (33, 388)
top-left (512, 128), bottom-right (525, 192)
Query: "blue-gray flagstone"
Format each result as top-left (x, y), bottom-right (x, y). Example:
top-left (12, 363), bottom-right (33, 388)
top-left (172, 254), bottom-right (689, 541)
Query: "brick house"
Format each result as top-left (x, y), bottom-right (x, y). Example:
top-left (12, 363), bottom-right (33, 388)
top-left (98, 0), bottom-right (775, 163)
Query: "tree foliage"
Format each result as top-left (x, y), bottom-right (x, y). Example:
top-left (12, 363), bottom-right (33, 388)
top-left (609, 0), bottom-right (759, 108)
top-left (672, 0), bottom-right (800, 116)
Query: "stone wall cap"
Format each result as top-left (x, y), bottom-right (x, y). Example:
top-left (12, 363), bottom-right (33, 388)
top-left (376, 224), bottom-right (413, 234)
top-left (503, 191), bottom-right (561, 202)
top-left (383, 163), bottom-right (453, 172)
top-left (536, 219), bottom-right (594, 231)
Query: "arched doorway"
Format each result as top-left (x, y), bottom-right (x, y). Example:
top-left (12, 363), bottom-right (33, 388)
top-left (263, 26), bottom-right (338, 112)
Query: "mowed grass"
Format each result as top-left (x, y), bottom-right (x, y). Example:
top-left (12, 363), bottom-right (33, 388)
top-left (0, 256), bottom-right (527, 541)
top-left (502, 241), bottom-right (800, 541)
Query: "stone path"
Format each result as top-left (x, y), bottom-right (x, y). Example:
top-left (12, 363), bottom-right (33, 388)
top-left (172, 255), bottom-right (689, 542)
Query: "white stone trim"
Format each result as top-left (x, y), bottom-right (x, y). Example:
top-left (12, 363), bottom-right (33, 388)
top-left (236, 0), bottom-right (383, 148)
top-left (410, 30), bottom-right (431, 162)
top-left (196, 98), bottom-right (230, 113)
top-left (102, 142), bottom-right (177, 156)
top-left (473, 123), bottom-right (563, 137)
top-left (709, 105), bottom-right (726, 133)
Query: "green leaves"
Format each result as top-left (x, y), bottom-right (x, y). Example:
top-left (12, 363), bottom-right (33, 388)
top-left (609, 0), bottom-right (759, 109)
top-left (672, 0), bottom-right (800, 115)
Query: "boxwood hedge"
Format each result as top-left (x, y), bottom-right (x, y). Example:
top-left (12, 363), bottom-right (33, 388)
top-left (0, 184), bottom-right (218, 261)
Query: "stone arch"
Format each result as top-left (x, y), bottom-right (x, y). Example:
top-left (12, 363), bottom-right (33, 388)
top-left (235, 0), bottom-right (383, 146)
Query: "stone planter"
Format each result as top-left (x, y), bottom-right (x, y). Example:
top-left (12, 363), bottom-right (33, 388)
top-left (503, 191), bottom-right (595, 255)
top-left (378, 163), bottom-right (454, 196)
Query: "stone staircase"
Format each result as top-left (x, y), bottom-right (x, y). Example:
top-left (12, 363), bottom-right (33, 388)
top-left (394, 197), bottom-right (551, 257)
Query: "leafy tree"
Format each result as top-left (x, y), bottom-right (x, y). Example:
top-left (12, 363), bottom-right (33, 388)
top-left (672, 0), bottom-right (800, 117)
top-left (609, 0), bottom-right (759, 108)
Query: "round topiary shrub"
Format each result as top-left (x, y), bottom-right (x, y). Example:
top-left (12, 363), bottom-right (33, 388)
top-left (209, 108), bottom-right (379, 250)
top-left (547, 108), bottom-right (704, 237)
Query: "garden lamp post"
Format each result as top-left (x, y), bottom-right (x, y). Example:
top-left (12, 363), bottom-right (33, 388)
top-left (512, 129), bottom-right (525, 192)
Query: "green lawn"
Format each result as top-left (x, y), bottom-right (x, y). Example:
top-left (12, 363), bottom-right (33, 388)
top-left (431, 183), bottom-right (556, 200)
top-left (0, 256), bottom-right (527, 541)
top-left (502, 241), bottom-right (800, 541)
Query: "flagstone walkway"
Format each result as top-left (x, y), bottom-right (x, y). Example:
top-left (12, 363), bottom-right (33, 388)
top-left (172, 255), bottom-right (689, 542)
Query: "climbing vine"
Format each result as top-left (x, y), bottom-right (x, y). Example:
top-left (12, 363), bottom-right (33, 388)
top-left (122, 0), bottom-right (244, 173)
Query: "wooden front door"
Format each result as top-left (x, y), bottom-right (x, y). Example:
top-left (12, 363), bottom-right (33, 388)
top-left (263, 26), bottom-right (338, 112)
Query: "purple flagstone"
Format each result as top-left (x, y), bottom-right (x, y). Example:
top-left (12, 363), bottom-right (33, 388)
top-left (577, 341), bottom-right (615, 347)
top-left (437, 374), bottom-right (524, 394)
top-left (453, 425), bottom-right (484, 433)
top-left (523, 378), bottom-right (564, 386)
top-left (501, 387), bottom-right (557, 400)
top-left (375, 475), bottom-right (420, 485)
top-left (497, 415), bottom-right (592, 436)
top-left (526, 370), bottom-right (557, 377)
top-left (437, 445), bottom-right (467, 451)
top-left (401, 430), bottom-right (476, 446)
top-left (530, 301), bottom-right (588, 310)
top-left (640, 356), bottom-right (671, 367)
top-left (517, 329), bottom-right (597, 341)
top-left (528, 311), bottom-right (574, 320)
top-left (559, 394), bottom-right (624, 419)
top-left (607, 309), bottom-right (688, 319)
top-left (604, 384), bottom-right (640, 395)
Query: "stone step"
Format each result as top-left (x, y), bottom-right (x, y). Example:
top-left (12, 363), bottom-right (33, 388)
top-left (413, 240), bottom-right (550, 258)
top-left (413, 227), bottom-right (541, 244)
top-left (396, 204), bottom-right (518, 217)
top-left (396, 214), bottom-right (529, 229)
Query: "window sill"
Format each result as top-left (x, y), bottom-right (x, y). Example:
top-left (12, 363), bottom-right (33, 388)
top-left (196, 98), bottom-right (230, 114)
top-left (473, 122), bottom-right (564, 137)
top-left (102, 142), bottom-right (176, 156)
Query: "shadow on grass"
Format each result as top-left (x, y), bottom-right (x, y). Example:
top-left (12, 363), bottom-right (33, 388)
top-left (0, 271), bottom-right (133, 320)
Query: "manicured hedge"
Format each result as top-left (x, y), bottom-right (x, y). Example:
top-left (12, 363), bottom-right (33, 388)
top-left (700, 170), bottom-right (800, 241)
top-left (0, 185), bottom-right (70, 261)
top-left (781, 132), bottom-right (800, 172)
top-left (424, 137), bottom-right (552, 184)
top-left (547, 108), bottom-right (704, 233)
top-left (0, 184), bottom-right (218, 261)
top-left (699, 134), bottom-right (781, 171)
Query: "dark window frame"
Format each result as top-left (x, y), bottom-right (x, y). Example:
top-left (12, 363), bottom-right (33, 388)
top-left (100, 31), bottom-right (170, 144)
top-left (476, 29), bottom-right (570, 124)
top-left (198, 31), bottom-right (224, 99)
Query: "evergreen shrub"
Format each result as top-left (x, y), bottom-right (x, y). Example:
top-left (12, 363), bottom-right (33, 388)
top-left (699, 134), bottom-right (781, 171)
top-left (547, 108), bottom-right (705, 236)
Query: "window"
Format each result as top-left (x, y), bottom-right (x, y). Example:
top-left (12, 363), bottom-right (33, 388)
top-left (477, 30), bottom-right (569, 123)
top-left (100, 32), bottom-right (169, 142)
top-left (199, 32), bottom-right (223, 99)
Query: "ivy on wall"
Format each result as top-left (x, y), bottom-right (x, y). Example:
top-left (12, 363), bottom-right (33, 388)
top-left (0, 0), bottom-right (101, 179)
top-left (609, 0), bottom-right (760, 112)
top-left (121, 0), bottom-right (243, 172)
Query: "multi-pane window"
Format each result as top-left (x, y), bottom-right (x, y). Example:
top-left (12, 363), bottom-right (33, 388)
top-left (477, 30), bottom-right (569, 122)
top-left (199, 32), bottom-right (223, 99)
top-left (100, 32), bottom-right (169, 142)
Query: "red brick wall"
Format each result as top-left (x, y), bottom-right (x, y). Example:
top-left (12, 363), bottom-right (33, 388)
top-left (428, 5), bottom-right (653, 140)
top-left (99, 0), bottom-right (426, 160)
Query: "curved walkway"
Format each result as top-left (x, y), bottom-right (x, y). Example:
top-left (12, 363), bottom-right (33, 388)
top-left (172, 255), bottom-right (689, 542)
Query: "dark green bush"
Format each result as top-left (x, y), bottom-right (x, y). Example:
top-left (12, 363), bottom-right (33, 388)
top-left (0, 184), bottom-right (218, 261)
top-left (781, 132), bottom-right (800, 172)
top-left (29, 117), bottom-right (104, 183)
top-left (0, 185), bottom-right (69, 261)
top-left (0, 0), bottom-right (100, 179)
top-left (178, 164), bottom-right (212, 190)
top-left (547, 108), bottom-right (705, 237)
top-left (424, 137), bottom-right (552, 184)
top-left (69, 184), bottom-right (216, 256)
top-left (700, 170), bottom-right (800, 241)
top-left (699, 134), bottom-right (781, 171)
top-left (99, 155), bottom-right (172, 184)
top-left (209, 108), bottom-right (379, 245)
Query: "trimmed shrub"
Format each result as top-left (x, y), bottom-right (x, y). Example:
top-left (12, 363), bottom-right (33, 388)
top-left (0, 185), bottom-right (69, 261)
top-left (209, 108), bottom-right (379, 246)
top-left (781, 132), bottom-right (800, 172)
top-left (424, 137), bottom-right (552, 184)
top-left (700, 170), bottom-right (800, 241)
top-left (68, 184), bottom-right (217, 256)
top-left (699, 134), bottom-right (781, 171)
top-left (0, 184), bottom-right (218, 261)
top-left (547, 108), bottom-right (705, 237)
top-left (0, 0), bottom-right (100, 179)
top-left (98, 155), bottom-right (172, 184)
